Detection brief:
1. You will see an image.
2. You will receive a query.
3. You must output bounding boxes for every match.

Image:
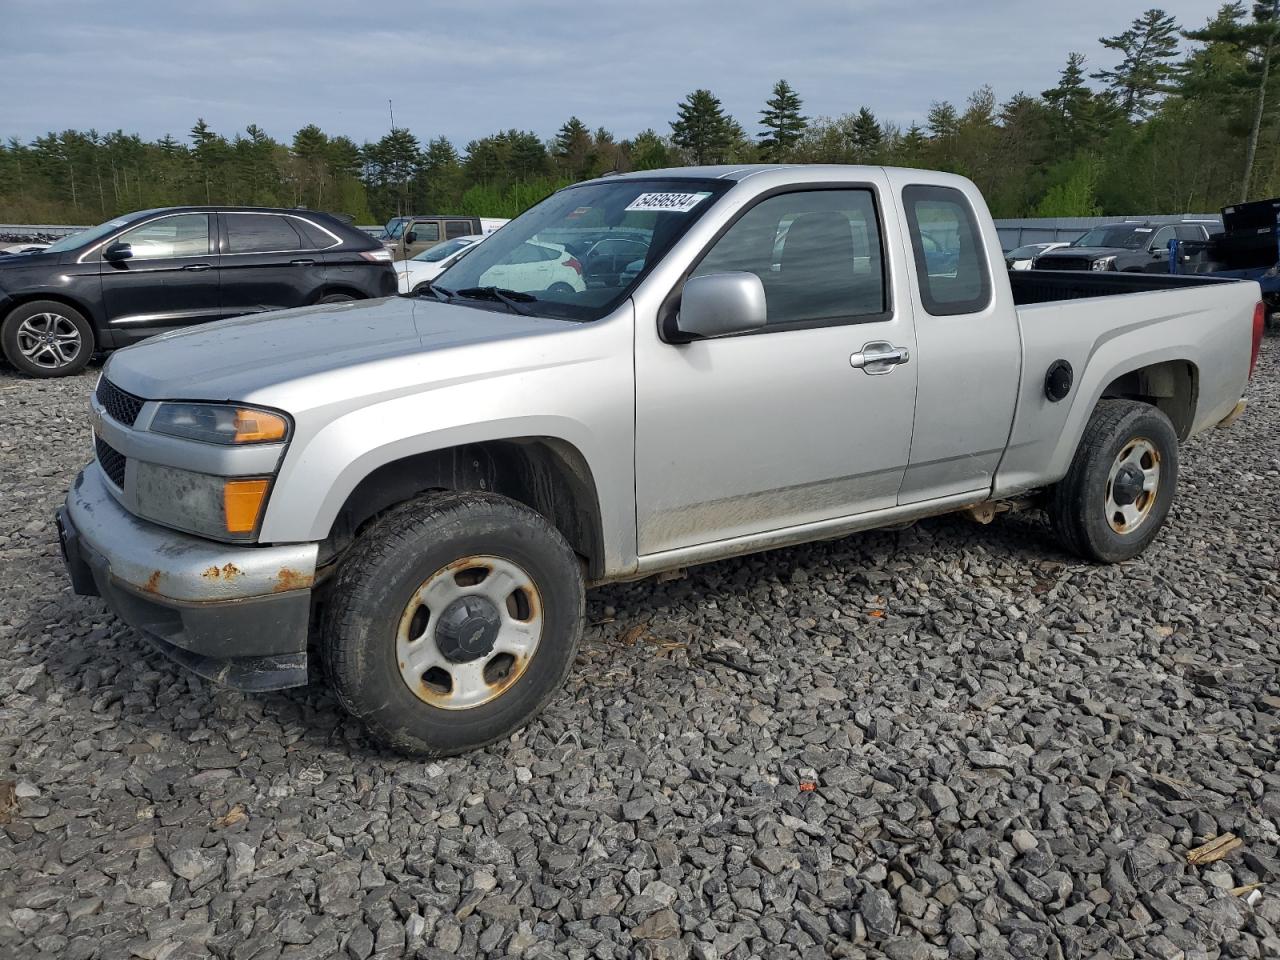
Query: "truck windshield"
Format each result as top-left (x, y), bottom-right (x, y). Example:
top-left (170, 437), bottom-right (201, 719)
top-left (385, 218), bottom-right (410, 240)
top-left (432, 178), bottom-right (732, 322)
top-left (1073, 226), bottom-right (1150, 249)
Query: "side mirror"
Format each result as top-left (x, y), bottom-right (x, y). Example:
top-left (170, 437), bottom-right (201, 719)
top-left (103, 241), bottom-right (132, 262)
top-left (675, 272), bottom-right (767, 340)
top-left (405, 231), bottom-right (418, 244)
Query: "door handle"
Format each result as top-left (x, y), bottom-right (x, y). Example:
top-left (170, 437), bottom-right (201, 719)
top-left (850, 341), bottom-right (910, 375)
top-left (183, 263), bottom-right (212, 272)
top-left (290, 259), bottom-right (316, 266)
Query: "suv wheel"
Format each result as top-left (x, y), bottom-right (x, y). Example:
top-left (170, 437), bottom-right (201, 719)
top-left (1049, 399), bottom-right (1179, 563)
top-left (316, 293), bottom-right (357, 304)
top-left (2, 301), bottom-right (95, 378)
top-left (322, 491), bottom-right (585, 756)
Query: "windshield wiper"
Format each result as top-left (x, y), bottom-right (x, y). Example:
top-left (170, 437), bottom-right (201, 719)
top-left (455, 286), bottom-right (537, 316)
top-left (417, 282), bottom-right (455, 303)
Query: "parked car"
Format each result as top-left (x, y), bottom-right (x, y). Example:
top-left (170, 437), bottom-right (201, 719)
top-left (59, 165), bottom-right (1263, 756)
top-left (396, 235), bottom-right (485, 295)
top-left (0, 206), bottom-right (396, 377)
top-left (1, 242), bottom-right (51, 256)
top-left (581, 235), bottom-right (650, 288)
top-left (1168, 197), bottom-right (1280, 331)
top-left (1032, 221), bottom-right (1216, 273)
top-left (473, 240), bottom-right (584, 294)
top-left (384, 215), bottom-right (508, 261)
top-left (1005, 241), bottom-right (1069, 270)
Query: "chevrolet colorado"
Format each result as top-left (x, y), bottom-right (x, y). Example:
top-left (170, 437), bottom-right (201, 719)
top-left (58, 165), bottom-right (1266, 756)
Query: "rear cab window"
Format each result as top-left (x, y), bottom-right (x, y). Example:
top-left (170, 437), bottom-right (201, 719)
top-left (902, 185), bottom-right (991, 316)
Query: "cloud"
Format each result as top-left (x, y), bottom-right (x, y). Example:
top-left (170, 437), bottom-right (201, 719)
top-left (0, 0), bottom-right (1220, 147)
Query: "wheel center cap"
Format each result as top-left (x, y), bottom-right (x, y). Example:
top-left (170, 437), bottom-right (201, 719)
top-left (435, 595), bottom-right (501, 663)
top-left (1111, 464), bottom-right (1145, 506)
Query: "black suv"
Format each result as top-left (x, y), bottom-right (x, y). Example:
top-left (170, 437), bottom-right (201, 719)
top-left (1031, 221), bottom-right (1215, 274)
top-left (0, 206), bottom-right (396, 377)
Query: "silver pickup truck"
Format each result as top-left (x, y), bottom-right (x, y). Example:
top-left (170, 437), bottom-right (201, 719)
top-left (58, 165), bottom-right (1266, 756)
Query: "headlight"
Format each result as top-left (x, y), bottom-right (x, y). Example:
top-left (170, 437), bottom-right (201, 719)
top-left (133, 462), bottom-right (272, 540)
top-left (150, 403), bottom-right (290, 445)
top-left (1090, 256), bottom-right (1117, 271)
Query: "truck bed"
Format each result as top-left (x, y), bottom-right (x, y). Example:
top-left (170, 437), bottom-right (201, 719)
top-left (1009, 270), bottom-right (1233, 306)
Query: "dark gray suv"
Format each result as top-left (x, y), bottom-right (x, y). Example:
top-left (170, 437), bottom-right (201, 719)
top-left (1032, 222), bottom-right (1215, 274)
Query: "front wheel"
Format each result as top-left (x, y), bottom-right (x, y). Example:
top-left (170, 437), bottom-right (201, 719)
top-left (322, 491), bottom-right (585, 756)
top-left (1, 300), bottom-right (95, 377)
top-left (1048, 400), bottom-right (1179, 563)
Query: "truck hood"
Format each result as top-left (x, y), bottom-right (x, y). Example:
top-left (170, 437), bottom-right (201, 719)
top-left (104, 296), bottom-right (581, 403)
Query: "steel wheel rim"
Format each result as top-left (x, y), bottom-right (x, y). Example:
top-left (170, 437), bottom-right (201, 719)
top-left (15, 312), bottom-right (81, 369)
top-left (1105, 437), bottom-right (1160, 534)
top-left (395, 555), bottom-right (543, 710)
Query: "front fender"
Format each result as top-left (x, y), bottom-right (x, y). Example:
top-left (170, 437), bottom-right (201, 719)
top-left (256, 323), bottom-right (637, 574)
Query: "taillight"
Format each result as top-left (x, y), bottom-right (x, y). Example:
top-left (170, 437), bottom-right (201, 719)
top-left (1249, 301), bottom-right (1265, 379)
top-left (361, 249), bottom-right (393, 263)
top-left (562, 256), bottom-right (583, 276)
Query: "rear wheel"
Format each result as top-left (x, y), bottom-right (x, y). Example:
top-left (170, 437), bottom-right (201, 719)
top-left (1049, 400), bottom-right (1179, 563)
top-left (1, 300), bottom-right (95, 378)
top-left (322, 491), bottom-right (585, 756)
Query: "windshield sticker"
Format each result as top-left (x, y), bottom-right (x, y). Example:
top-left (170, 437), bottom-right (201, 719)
top-left (625, 192), bottom-right (711, 214)
top-left (1134, 227), bottom-right (1153, 232)
top-left (566, 206), bottom-right (592, 220)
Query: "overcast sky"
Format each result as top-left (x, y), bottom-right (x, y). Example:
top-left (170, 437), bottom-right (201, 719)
top-left (2, 0), bottom-right (1220, 148)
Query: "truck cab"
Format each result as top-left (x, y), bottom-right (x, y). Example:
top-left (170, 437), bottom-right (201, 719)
top-left (385, 215), bottom-right (509, 260)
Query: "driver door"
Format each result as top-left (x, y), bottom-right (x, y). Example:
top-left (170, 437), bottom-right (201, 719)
top-left (633, 180), bottom-right (919, 555)
top-left (100, 212), bottom-right (220, 339)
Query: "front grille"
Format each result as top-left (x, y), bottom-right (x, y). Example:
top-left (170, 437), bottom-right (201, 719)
top-left (1036, 256), bottom-right (1094, 271)
top-left (96, 378), bottom-right (145, 427)
top-left (95, 435), bottom-right (126, 488)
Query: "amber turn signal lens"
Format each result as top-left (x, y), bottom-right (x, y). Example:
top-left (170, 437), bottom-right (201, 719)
top-left (223, 479), bottom-right (270, 534)
top-left (233, 409), bottom-right (288, 443)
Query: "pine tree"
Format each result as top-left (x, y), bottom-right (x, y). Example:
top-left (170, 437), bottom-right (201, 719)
top-left (671, 89), bottom-right (737, 165)
top-left (1093, 9), bottom-right (1182, 118)
top-left (1185, 0), bottom-right (1280, 200)
top-left (553, 117), bottom-right (594, 179)
top-left (758, 80), bottom-right (807, 160)
top-left (849, 108), bottom-right (883, 161)
top-left (1042, 53), bottom-right (1110, 144)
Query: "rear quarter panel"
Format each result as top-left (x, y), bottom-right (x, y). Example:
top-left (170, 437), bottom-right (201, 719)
top-left (995, 279), bottom-right (1258, 497)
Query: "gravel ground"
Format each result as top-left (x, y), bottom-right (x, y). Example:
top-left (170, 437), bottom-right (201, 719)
top-left (0, 343), bottom-right (1277, 960)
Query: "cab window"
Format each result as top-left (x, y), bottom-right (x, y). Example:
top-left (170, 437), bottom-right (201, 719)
top-left (410, 222), bottom-right (440, 243)
top-left (118, 214), bottom-right (210, 260)
top-left (902, 185), bottom-right (991, 316)
top-left (690, 188), bottom-right (887, 329)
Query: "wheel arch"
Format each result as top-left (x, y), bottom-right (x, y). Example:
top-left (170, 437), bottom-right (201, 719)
top-left (2, 292), bottom-right (102, 332)
top-left (311, 285), bottom-right (368, 303)
top-left (323, 436), bottom-right (607, 580)
top-left (1098, 358), bottom-right (1198, 440)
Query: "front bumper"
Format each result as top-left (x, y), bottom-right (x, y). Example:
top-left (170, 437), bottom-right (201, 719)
top-left (58, 466), bottom-right (319, 691)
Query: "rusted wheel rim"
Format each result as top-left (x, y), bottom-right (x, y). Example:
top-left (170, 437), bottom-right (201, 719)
top-left (1105, 437), bottom-right (1160, 535)
top-left (395, 555), bottom-right (542, 710)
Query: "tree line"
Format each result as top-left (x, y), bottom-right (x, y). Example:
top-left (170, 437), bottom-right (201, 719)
top-left (1, 3), bottom-right (1277, 226)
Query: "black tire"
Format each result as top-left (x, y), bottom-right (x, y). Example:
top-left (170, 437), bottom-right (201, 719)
top-left (1048, 399), bottom-right (1179, 563)
top-left (546, 282), bottom-right (575, 295)
top-left (322, 491), bottom-right (585, 756)
top-left (316, 293), bottom-right (357, 304)
top-left (1, 300), bottom-right (95, 378)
